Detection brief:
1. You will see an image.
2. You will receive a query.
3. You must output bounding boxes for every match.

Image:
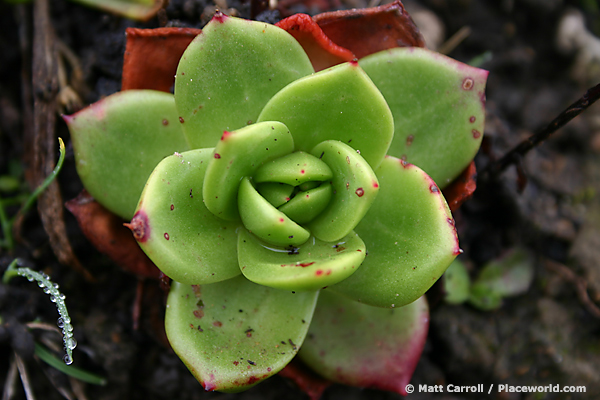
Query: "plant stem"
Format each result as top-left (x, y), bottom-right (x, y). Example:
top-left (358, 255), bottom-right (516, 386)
top-left (18, 137), bottom-right (66, 218)
top-left (0, 138), bottom-right (65, 251)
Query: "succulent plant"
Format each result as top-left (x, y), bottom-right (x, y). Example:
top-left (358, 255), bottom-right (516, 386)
top-left (65, 5), bottom-right (487, 395)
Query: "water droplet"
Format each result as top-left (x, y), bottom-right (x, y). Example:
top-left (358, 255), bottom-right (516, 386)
top-left (59, 293), bottom-right (66, 300)
top-left (53, 283), bottom-right (59, 289)
top-left (469, 116), bottom-right (476, 123)
top-left (179, 117), bottom-right (185, 123)
top-left (63, 354), bottom-right (73, 365)
top-left (63, 316), bottom-right (71, 324)
top-left (472, 129), bottom-right (481, 139)
top-left (66, 338), bottom-right (77, 350)
top-left (429, 184), bottom-right (439, 193)
top-left (57, 318), bottom-right (64, 328)
top-left (38, 281), bottom-right (45, 287)
top-left (43, 287), bottom-right (51, 294)
top-left (164, 232), bottom-right (170, 240)
top-left (26, 274), bottom-right (34, 281)
top-left (50, 296), bottom-right (56, 303)
top-left (355, 188), bottom-right (364, 197)
top-left (65, 324), bottom-right (74, 332)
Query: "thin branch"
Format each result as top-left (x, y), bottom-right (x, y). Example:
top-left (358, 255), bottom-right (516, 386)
top-left (484, 82), bottom-right (600, 178)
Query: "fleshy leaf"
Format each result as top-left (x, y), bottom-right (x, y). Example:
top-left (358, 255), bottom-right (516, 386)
top-left (122, 27), bottom-right (201, 92)
top-left (442, 161), bottom-right (477, 212)
top-left (65, 190), bottom-right (160, 280)
top-left (258, 62), bottom-right (394, 170)
top-left (174, 13), bottom-right (314, 149)
top-left (65, 90), bottom-right (190, 220)
top-left (203, 121), bottom-right (294, 221)
top-left (299, 291), bottom-right (428, 395)
top-left (238, 229), bottom-right (365, 291)
top-left (238, 178), bottom-right (310, 247)
top-left (308, 141), bottom-right (379, 243)
top-left (275, 13), bottom-right (355, 72)
top-left (330, 156), bottom-right (459, 308)
top-left (257, 183), bottom-right (295, 208)
top-left (131, 149), bottom-right (240, 285)
top-left (312, 0), bottom-right (425, 58)
top-left (278, 183), bottom-right (332, 224)
top-left (165, 277), bottom-right (318, 392)
top-left (254, 151), bottom-right (332, 186)
top-left (359, 48), bottom-right (487, 187)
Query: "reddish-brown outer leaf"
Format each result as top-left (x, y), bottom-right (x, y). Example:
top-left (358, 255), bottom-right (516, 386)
top-left (276, 14), bottom-right (355, 72)
top-left (313, 0), bottom-right (425, 59)
top-left (121, 27), bottom-right (202, 92)
top-left (442, 161), bottom-right (477, 212)
top-left (65, 190), bottom-right (161, 280)
top-left (278, 359), bottom-right (332, 400)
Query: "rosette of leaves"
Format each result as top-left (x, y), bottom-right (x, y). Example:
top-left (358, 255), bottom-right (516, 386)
top-left (65, 11), bottom-right (487, 394)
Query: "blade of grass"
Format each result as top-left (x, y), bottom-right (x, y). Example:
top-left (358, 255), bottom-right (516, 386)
top-left (34, 343), bottom-right (107, 386)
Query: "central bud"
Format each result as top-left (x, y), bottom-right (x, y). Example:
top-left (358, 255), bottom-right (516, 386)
top-left (203, 121), bottom-right (380, 250)
top-left (237, 152), bottom-right (333, 247)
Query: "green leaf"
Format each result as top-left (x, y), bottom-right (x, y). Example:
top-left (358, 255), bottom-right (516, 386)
top-left (277, 183), bottom-right (332, 224)
top-left (238, 229), bottom-right (365, 291)
top-left (468, 248), bottom-right (534, 310)
top-left (203, 121), bottom-right (294, 221)
top-left (174, 15), bottom-right (314, 149)
top-left (258, 62), bottom-right (394, 170)
top-left (299, 291), bottom-right (428, 395)
top-left (133, 149), bottom-right (240, 285)
top-left (360, 48), bottom-right (488, 187)
top-left (329, 156), bottom-right (459, 308)
top-left (65, 90), bottom-right (190, 220)
top-left (238, 177), bottom-right (310, 247)
top-left (165, 277), bottom-right (318, 392)
top-left (254, 151), bottom-right (332, 186)
top-left (443, 258), bottom-right (471, 305)
top-left (307, 141), bottom-right (379, 242)
top-left (256, 182), bottom-right (295, 208)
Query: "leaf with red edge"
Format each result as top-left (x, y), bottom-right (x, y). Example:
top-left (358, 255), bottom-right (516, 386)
top-left (276, 14), bottom-right (354, 72)
top-left (442, 161), bottom-right (477, 212)
top-left (299, 291), bottom-right (429, 395)
top-left (122, 27), bottom-right (202, 92)
top-left (313, 0), bottom-right (425, 59)
top-left (65, 190), bottom-right (161, 280)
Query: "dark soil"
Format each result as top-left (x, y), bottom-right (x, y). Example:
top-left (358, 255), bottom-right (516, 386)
top-left (1, 0), bottom-right (600, 399)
